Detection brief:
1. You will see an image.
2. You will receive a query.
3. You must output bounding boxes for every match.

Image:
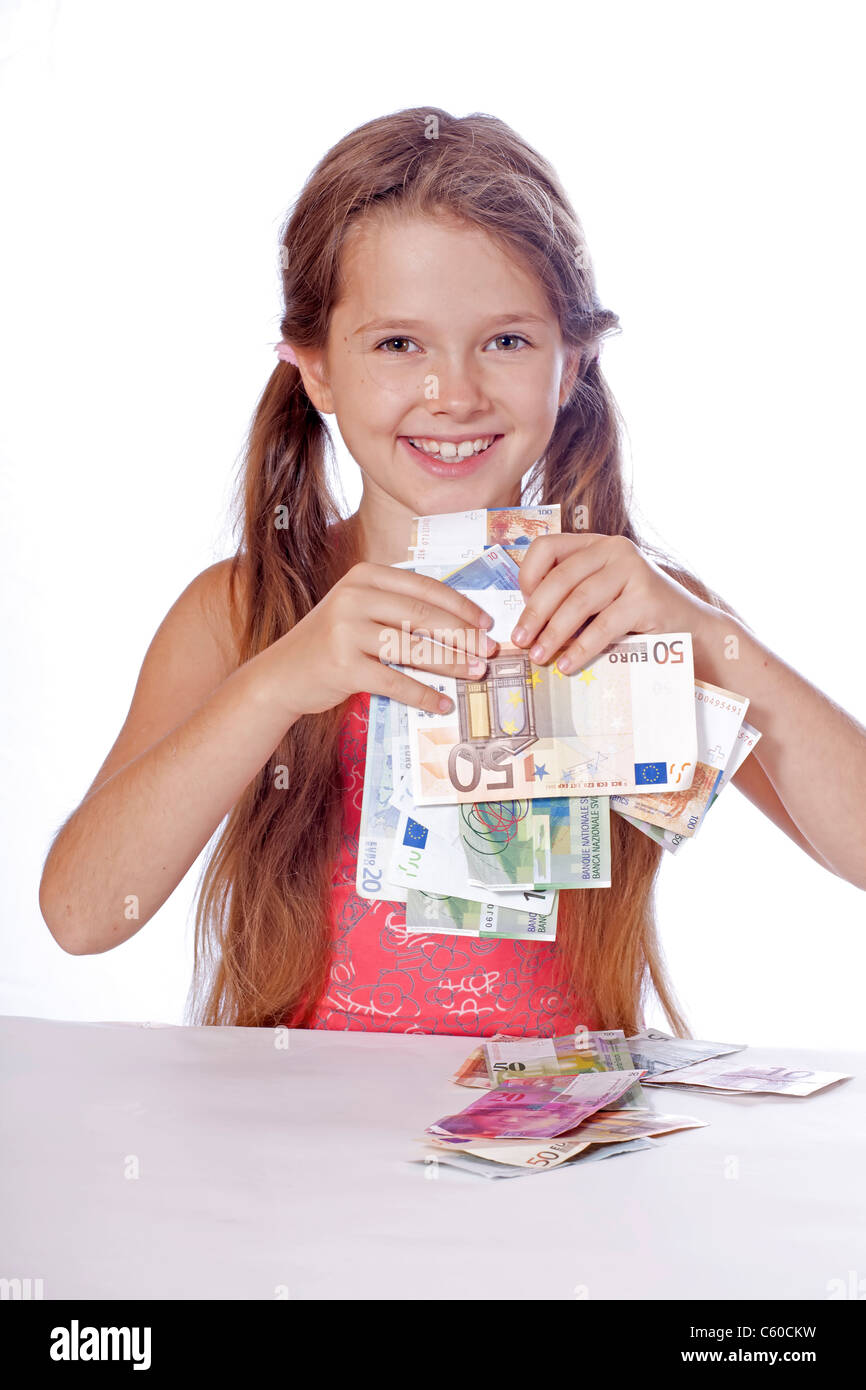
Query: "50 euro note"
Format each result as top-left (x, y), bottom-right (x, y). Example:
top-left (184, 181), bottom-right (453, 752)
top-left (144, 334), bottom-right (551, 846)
top-left (609, 680), bottom-right (749, 838)
top-left (426, 1069), bottom-right (643, 1141)
top-left (419, 1135), bottom-right (656, 1177)
top-left (405, 888), bottom-right (558, 941)
top-left (404, 624), bottom-right (698, 805)
top-left (615, 719), bottom-right (762, 854)
top-left (459, 794), bottom-right (611, 890)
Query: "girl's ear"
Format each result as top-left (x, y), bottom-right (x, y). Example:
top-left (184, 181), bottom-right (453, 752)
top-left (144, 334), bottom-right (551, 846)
top-left (292, 347), bottom-right (336, 414)
top-left (558, 345), bottom-right (584, 408)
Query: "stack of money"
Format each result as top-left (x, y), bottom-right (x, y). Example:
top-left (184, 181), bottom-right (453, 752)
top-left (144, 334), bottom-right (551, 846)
top-left (414, 1028), bottom-right (851, 1177)
top-left (357, 506), bottom-right (763, 939)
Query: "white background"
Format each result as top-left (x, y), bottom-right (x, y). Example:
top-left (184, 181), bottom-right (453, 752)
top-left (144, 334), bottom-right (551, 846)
top-left (1, 0), bottom-right (863, 1044)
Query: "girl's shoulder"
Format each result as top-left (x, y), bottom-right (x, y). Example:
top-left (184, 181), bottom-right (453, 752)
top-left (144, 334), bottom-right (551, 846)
top-left (77, 556), bottom-right (252, 803)
top-left (194, 555), bottom-right (251, 675)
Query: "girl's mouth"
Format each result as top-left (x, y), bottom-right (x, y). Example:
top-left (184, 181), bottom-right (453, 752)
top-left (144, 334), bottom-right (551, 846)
top-left (399, 434), bottom-right (503, 477)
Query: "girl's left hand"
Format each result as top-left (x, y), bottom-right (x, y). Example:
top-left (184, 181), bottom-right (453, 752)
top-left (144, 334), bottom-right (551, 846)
top-left (509, 533), bottom-right (714, 673)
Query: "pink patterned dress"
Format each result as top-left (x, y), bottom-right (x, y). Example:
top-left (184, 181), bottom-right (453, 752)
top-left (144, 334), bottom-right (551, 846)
top-left (301, 690), bottom-right (600, 1036)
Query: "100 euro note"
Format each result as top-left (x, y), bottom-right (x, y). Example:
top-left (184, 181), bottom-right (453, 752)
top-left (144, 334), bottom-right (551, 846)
top-left (610, 680), bottom-right (750, 838)
top-left (616, 719), bottom-right (762, 853)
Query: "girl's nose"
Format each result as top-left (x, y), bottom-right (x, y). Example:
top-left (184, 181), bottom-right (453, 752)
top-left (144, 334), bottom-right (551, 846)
top-left (424, 356), bottom-right (491, 411)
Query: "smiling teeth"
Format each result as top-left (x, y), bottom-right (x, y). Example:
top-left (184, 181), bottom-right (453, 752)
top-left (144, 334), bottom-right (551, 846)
top-left (408, 436), bottom-right (497, 459)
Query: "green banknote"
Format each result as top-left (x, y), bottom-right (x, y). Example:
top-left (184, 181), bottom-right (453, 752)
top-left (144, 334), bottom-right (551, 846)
top-left (405, 888), bottom-right (559, 941)
top-left (459, 795), bottom-right (611, 890)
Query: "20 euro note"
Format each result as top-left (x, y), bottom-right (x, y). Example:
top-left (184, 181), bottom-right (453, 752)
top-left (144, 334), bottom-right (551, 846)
top-left (355, 691), bottom-right (407, 903)
top-left (459, 794), bottom-right (612, 890)
top-left (609, 680), bottom-right (750, 838)
top-left (426, 1069), bottom-right (643, 1141)
top-left (405, 629), bottom-right (698, 805)
top-left (405, 888), bottom-right (558, 941)
top-left (387, 808), bottom-right (556, 914)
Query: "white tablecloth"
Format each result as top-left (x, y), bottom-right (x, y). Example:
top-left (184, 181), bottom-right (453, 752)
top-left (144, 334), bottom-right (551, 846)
top-left (2, 1014), bottom-right (863, 1299)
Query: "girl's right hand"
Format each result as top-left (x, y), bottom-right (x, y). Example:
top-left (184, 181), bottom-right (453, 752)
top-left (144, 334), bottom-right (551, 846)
top-left (261, 561), bottom-right (500, 718)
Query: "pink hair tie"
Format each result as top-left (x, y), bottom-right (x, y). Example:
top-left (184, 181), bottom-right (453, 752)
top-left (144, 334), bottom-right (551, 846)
top-left (274, 340), bottom-right (299, 366)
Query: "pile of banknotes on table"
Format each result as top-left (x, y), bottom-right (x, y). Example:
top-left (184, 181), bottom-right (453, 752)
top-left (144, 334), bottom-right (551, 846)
top-left (357, 503), bottom-right (762, 941)
top-left (413, 1027), bottom-right (851, 1178)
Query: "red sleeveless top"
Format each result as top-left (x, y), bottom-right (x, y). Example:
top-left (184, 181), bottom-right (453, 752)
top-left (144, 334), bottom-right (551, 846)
top-left (296, 691), bottom-right (600, 1036)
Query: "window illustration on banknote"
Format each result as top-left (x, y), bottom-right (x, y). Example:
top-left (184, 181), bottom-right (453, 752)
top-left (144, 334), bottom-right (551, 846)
top-left (455, 653), bottom-right (538, 756)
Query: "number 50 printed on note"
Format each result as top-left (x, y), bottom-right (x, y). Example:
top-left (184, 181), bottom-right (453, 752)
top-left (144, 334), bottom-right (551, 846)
top-left (404, 632), bottom-right (698, 805)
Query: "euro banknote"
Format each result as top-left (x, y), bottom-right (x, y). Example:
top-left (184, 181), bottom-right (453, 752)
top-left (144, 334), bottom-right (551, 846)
top-left (405, 627), bottom-right (699, 805)
top-left (614, 718), bottom-right (762, 853)
top-left (609, 680), bottom-right (750, 837)
top-left (418, 1136), bottom-right (656, 1177)
top-left (386, 807), bottom-right (556, 914)
top-left (426, 1069), bottom-right (643, 1141)
top-left (355, 691), bottom-right (407, 903)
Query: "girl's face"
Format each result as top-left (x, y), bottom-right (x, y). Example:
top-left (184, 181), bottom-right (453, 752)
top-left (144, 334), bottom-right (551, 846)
top-left (298, 211), bottom-right (581, 523)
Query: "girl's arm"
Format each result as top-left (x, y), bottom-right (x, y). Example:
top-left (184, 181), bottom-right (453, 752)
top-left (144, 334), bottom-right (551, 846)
top-left (691, 609), bottom-right (866, 891)
top-left (40, 555), bottom-right (495, 955)
top-left (39, 561), bottom-right (299, 955)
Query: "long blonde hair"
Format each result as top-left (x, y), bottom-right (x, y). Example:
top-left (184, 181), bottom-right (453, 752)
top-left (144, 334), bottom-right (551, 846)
top-left (187, 107), bottom-right (744, 1036)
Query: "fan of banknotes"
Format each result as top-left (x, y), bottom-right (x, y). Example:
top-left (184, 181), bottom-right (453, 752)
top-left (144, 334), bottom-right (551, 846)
top-left (357, 504), bottom-right (763, 942)
top-left (413, 1027), bottom-right (851, 1178)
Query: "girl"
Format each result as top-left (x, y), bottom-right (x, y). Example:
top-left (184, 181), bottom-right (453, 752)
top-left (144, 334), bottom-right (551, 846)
top-left (39, 108), bottom-right (866, 1038)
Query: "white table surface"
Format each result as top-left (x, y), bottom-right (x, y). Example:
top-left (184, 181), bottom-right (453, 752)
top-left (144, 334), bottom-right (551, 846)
top-left (1, 1014), bottom-right (863, 1300)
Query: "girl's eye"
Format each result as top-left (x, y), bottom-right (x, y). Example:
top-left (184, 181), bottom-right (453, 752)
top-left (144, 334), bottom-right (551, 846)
top-left (486, 333), bottom-right (530, 351)
top-left (374, 333), bottom-right (531, 354)
top-left (375, 337), bottom-right (420, 354)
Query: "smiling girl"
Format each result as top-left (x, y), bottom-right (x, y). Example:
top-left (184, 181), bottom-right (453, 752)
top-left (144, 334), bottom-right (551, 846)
top-left (39, 108), bottom-right (866, 1037)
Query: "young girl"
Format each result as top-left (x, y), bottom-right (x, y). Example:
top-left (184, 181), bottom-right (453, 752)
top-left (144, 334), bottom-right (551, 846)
top-left (39, 107), bottom-right (866, 1039)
